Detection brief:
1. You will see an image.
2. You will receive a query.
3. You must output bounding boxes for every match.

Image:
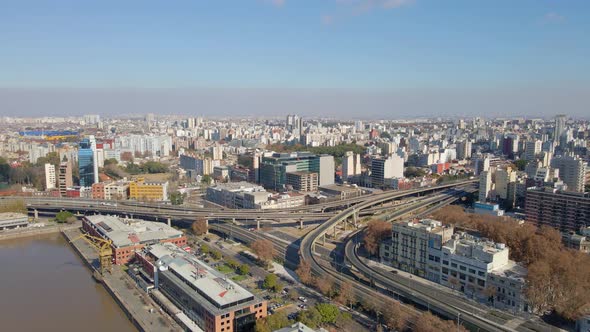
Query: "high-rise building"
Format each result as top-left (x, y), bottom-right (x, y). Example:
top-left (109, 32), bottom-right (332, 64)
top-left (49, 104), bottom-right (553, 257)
top-left (526, 187), bottom-right (590, 232)
top-left (456, 140), bottom-right (472, 160)
top-left (318, 155), bottom-right (335, 186)
top-left (550, 156), bottom-right (587, 192)
top-left (479, 170), bottom-right (493, 203)
top-left (524, 140), bottom-right (542, 162)
top-left (44, 163), bottom-right (56, 190)
top-left (341, 151), bottom-right (361, 181)
top-left (78, 138), bottom-right (97, 188)
top-left (211, 146), bottom-right (223, 160)
top-left (286, 172), bottom-right (318, 192)
top-left (370, 155), bottom-right (404, 188)
top-left (554, 114), bottom-right (567, 143)
top-left (58, 161), bottom-right (73, 197)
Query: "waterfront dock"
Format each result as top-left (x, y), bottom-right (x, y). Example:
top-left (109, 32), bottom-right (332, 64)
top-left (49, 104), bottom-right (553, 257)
top-left (62, 228), bottom-right (182, 332)
top-left (0, 221), bottom-right (80, 241)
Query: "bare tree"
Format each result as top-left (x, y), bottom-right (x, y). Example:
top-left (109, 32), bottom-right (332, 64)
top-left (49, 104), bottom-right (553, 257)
top-left (316, 276), bottom-right (336, 299)
top-left (296, 260), bottom-right (313, 285)
top-left (363, 220), bottom-right (392, 256)
top-left (337, 280), bottom-right (355, 308)
top-left (191, 218), bottom-right (208, 235)
top-left (251, 239), bottom-right (274, 265)
top-left (382, 300), bottom-right (408, 332)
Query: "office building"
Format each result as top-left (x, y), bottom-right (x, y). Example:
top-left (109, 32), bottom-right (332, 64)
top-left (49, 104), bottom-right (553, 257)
top-left (78, 138), bottom-right (98, 187)
top-left (129, 178), bottom-right (169, 201)
top-left (44, 163), bottom-right (56, 190)
top-left (82, 215), bottom-right (186, 265)
top-left (135, 242), bottom-right (266, 332)
top-left (206, 182), bottom-right (305, 209)
top-left (456, 140), bottom-right (472, 160)
top-left (286, 172), bottom-right (318, 192)
top-left (58, 161), bottom-right (73, 197)
top-left (550, 156), bottom-right (587, 192)
top-left (525, 187), bottom-right (590, 233)
top-left (259, 152), bottom-right (333, 191)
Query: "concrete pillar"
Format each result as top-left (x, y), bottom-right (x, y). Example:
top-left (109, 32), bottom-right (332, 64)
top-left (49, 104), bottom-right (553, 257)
top-left (34, 209), bottom-right (39, 220)
top-left (167, 217), bottom-right (171, 227)
top-left (256, 219), bottom-right (260, 230)
top-left (333, 225), bottom-right (337, 238)
top-left (322, 233), bottom-right (326, 245)
top-left (205, 219), bottom-right (209, 234)
top-left (353, 211), bottom-right (358, 228)
top-left (299, 218), bottom-right (303, 230)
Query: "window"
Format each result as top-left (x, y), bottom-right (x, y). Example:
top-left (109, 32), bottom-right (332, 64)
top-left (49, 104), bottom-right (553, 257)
top-left (451, 263), bottom-right (457, 268)
top-left (478, 271), bottom-right (485, 277)
top-left (459, 265), bottom-right (466, 271)
top-left (469, 268), bottom-right (476, 274)
top-left (443, 260), bottom-right (449, 265)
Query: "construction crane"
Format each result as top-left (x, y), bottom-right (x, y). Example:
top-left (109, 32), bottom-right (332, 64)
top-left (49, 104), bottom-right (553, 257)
top-left (70, 233), bottom-right (113, 275)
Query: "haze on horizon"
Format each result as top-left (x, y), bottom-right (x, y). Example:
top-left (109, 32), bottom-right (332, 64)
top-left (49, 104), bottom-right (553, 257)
top-left (1, 0), bottom-right (588, 118)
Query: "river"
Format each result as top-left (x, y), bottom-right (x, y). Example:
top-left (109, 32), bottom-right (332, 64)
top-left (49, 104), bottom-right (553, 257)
top-left (0, 233), bottom-right (136, 332)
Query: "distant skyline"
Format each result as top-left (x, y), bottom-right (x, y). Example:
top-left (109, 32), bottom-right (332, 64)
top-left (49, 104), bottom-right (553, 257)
top-left (1, 1), bottom-right (589, 117)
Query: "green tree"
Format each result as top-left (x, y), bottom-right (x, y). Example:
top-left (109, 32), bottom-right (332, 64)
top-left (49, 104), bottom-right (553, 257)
top-left (55, 211), bottom-right (74, 223)
top-left (200, 244), bottom-right (210, 254)
top-left (211, 250), bottom-right (222, 260)
top-left (263, 274), bottom-right (278, 291)
top-left (238, 264), bottom-right (250, 275)
top-left (103, 158), bottom-right (118, 167)
top-left (143, 161), bottom-right (169, 173)
top-left (255, 311), bottom-right (291, 332)
top-left (170, 191), bottom-right (186, 205)
top-left (297, 307), bottom-right (322, 329)
top-left (201, 174), bottom-right (212, 186)
top-left (315, 303), bottom-right (339, 324)
top-left (514, 159), bottom-right (528, 171)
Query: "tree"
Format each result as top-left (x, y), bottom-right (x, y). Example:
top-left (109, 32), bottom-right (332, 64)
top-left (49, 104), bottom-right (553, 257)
top-left (296, 260), bottom-right (313, 285)
top-left (251, 239), bottom-right (274, 266)
top-left (55, 211), bottom-right (74, 223)
top-left (201, 174), bottom-right (212, 186)
top-left (363, 220), bottom-right (392, 256)
top-left (337, 281), bottom-right (355, 308)
top-left (211, 250), bottom-right (222, 260)
top-left (514, 159), bottom-right (528, 171)
top-left (382, 300), bottom-right (408, 332)
top-left (297, 307), bottom-right (322, 329)
top-left (191, 218), bottom-right (208, 235)
top-left (316, 276), bottom-right (336, 298)
top-left (103, 158), bottom-right (118, 167)
top-left (414, 312), bottom-right (467, 332)
top-left (226, 259), bottom-right (239, 269)
top-left (263, 274), bottom-right (278, 291)
top-left (315, 303), bottom-right (339, 324)
top-left (170, 191), bottom-right (186, 205)
top-left (200, 244), bottom-right (210, 254)
top-left (255, 311), bottom-right (291, 332)
top-left (238, 264), bottom-right (250, 276)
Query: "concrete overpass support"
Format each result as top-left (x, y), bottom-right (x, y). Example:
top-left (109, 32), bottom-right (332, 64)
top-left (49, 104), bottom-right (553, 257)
top-left (167, 217), bottom-right (171, 227)
top-left (333, 225), bottom-right (337, 238)
top-left (34, 209), bottom-right (38, 221)
top-left (299, 218), bottom-right (303, 230)
top-left (352, 210), bottom-right (358, 228)
top-left (322, 233), bottom-right (326, 246)
top-left (256, 219), bottom-right (260, 230)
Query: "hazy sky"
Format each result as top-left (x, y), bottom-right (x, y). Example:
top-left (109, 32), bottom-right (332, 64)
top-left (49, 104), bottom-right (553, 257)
top-left (0, 0), bottom-right (588, 118)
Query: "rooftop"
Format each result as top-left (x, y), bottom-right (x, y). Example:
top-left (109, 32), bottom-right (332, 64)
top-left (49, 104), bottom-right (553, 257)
top-left (85, 215), bottom-right (183, 248)
top-left (149, 243), bottom-right (257, 310)
top-left (209, 181), bottom-right (266, 193)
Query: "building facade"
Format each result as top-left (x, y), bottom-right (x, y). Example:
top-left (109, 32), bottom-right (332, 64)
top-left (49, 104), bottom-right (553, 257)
top-left (525, 187), bottom-right (590, 233)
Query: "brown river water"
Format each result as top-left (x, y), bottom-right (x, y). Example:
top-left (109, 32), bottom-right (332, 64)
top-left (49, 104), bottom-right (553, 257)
top-left (0, 233), bottom-right (136, 332)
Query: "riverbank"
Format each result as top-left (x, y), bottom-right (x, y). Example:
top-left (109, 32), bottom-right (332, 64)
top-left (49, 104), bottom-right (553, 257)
top-left (62, 228), bottom-right (182, 332)
top-left (0, 221), bottom-right (80, 241)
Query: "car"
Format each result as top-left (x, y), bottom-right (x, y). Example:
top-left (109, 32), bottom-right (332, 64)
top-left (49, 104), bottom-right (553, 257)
top-left (298, 297), bottom-right (307, 303)
top-left (391, 270), bottom-right (398, 274)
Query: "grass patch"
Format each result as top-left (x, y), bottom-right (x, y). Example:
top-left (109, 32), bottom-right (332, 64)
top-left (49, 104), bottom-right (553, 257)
top-left (216, 264), bottom-right (234, 274)
top-left (231, 275), bottom-right (248, 282)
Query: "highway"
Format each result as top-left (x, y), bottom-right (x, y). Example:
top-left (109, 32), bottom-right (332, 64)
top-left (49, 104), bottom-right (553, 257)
top-left (298, 180), bottom-right (526, 332)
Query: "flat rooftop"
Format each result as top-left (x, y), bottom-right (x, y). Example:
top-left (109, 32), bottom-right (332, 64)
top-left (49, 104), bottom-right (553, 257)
top-left (85, 215), bottom-right (183, 248)
top-left (150, 243), bottom-right (255, 310)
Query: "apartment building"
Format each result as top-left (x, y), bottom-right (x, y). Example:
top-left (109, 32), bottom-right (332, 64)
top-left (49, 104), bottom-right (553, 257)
top-left (129, 178), bottom-right (169, 201)
top-left (525, 187), bottom-right (590, 233)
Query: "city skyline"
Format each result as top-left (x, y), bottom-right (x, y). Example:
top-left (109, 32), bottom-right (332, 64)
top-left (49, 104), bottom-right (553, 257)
top-left (1, 0), bottom-right (589, 117)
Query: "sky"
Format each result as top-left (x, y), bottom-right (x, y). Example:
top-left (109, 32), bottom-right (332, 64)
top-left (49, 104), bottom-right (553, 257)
top-left (0, 0), bottom-right (588, 118)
